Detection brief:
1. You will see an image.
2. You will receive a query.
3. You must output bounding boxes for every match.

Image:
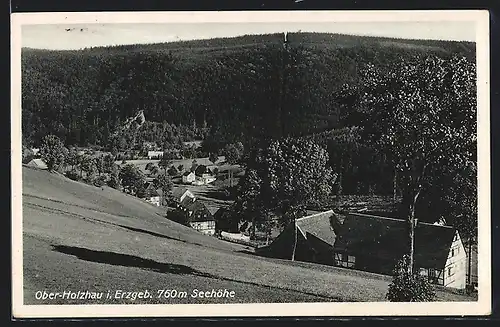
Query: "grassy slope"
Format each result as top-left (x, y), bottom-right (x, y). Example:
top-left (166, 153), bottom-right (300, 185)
top-left (22, 167), bottom-right (476, 304)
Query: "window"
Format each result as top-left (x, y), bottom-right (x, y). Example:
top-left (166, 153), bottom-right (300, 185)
top-left (448, 267), bottom-right (452, 277)
top-left (451, 249), bottom-right (455, 257)
top-left (334, 253), bottom-right (355, 268)
top-left (347, 255), bottom-right (356, 268)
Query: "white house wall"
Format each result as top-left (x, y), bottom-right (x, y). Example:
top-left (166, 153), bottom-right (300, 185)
top-left (189, 221), bottom-right (216, 236)
top-left (443, 231), bottom-right (467, 289)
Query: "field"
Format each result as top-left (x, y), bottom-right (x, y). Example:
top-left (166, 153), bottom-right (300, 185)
top-left (21, 167), bottom-right (477, 304)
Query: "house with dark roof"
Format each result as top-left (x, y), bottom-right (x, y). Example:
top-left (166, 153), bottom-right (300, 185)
top-left (185, 200), bottom-right (216, 236)
top-left (141, 182), bottom-right (162, 206)
top-left (172, 187), bottom-right (195, 203)
top-left (333, 213), bottom-right (467, 289)
top-left (171, 194), bottom-right (215, 236)
top-left (182, 171), bottom-right (196, 184)
top-left (256, 210), bottom-right (341, 266)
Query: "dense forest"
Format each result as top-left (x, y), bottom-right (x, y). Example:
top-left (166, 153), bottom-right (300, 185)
top-left (21, 32), bottom-right (476, 203)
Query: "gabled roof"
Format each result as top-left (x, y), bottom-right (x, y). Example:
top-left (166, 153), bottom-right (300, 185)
top-left (183, 171), bottom-right (195, 176)
top-left (186, 201), bottom-right (214, 222)
top-left (172, 187), bottom-right (193, 201)
top-left (27, 158), bottom-right (48, 169)
top-left (334, 213), bottom-right (457, 269)
top-left (180, 196), bottom-right (196, 208)
top-left (296, 210), bottom-right (339, 246)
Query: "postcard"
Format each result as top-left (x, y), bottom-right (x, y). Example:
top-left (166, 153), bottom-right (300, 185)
top-left (11, 10), bottom-right (491, 318)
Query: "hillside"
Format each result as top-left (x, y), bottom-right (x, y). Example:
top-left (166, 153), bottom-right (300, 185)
top-left (22, 167), bottom-right (476, 304)
top-left (21, 32), bottom-right (475, 149)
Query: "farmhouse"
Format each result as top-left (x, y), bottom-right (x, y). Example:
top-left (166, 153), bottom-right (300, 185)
top-left (182, 171), bottom-right (196, 184)
top-left (193, 165), bottom-right (216, 185)
top-left (334, 213), bottom-right (467, 289)
top-left (26, 158), bottom-right (48, 170)
top-left (141, 182), bottom-right (162, 206)
top-left (174, 196), bottom-right (215, 236)
top-left (172, 187), bottom-right (195, 203)
top-left (256, 210), bottom-right (341, 266)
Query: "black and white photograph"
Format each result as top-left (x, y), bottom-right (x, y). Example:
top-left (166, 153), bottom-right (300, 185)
top-left (11, 10), bottom-right (491, 318)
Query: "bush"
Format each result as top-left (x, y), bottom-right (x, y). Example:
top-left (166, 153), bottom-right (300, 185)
top-left (65, 170), bottom-right (80, 181)
top-left (386, 254), bottom-right (436, 302)
top-left (93, 176), bottom-right (107, 187)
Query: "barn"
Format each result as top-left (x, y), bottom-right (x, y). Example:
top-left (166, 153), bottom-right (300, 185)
top-left (333, 213), bottom-right (467, 289)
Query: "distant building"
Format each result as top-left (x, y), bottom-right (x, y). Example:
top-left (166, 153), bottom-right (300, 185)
top-left (31, 148), bottom-right (40, 156)
top-left (173, 196), bottom-right (215, 236)
top-left (172, 187), bottom-right (195, 203)
top-left (193, 165), bottom-right (216, 185)
top-left (183, 140), bottom-right (203, 149)
top-left (256, 210), bottom-right (341, 266)
top-left (185, 200), bottom-right (216, 236)
top-left (26, 158), bottom-right (48, 170)
top-left (182, 171), bottom-right (196, 184)
top-left (141, 182), bottom-right (161, 206)
top-left (334, 213), bottom-right (467, 289)
top-left (147, 151), bottom-right (164, 160)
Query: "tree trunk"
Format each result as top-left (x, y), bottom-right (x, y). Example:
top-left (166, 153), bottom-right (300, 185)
top-left (408, 187), bottom-right (422, 274)
top-left (408, 203), bottom-right (416, 274)
top-left (467, 238), bottom-right (473, 285)
top-left (291, 219), bottom-right (297, 261)
top-left (393, 169), bottom-right (398, 200)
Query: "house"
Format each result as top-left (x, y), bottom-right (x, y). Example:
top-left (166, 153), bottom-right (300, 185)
top-left (141, 182), bottom-right (161, 206)
top-left (186, 201), bottom-right (216, 236)
top-left (193, 165), bottom-right (216, 185)
top-left (174, 197), bottom-right (215, 236)
top-left (172, 187), bottom-right (195, 203)
top-left (147, 151), bottom-right (164, 160)
top-left (333, 213), bottom-right (467, 289)
top-left (26, 158), bottom-right (48, 170)
top-left (182, 171), bottom-right (196, 184)
top-left (183, 140), bottom-right (203, 149)
top-left (256, 210), bottom-right (341, 266)
top-left (31, 148), bottom-right (40, 156)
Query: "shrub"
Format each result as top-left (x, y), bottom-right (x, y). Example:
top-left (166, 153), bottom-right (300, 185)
top-left (65, 170), bottom-right (80, 181)
top-left (93, 176), bottom-right (107, 187)
top-left (386, 254), bottom-right (436, 302)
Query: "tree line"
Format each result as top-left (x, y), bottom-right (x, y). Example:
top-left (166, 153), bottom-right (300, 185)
top-left (24, 134), bottom-right (174, 203)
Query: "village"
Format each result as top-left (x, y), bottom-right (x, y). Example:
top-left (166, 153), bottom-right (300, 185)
top-left (24, 140), bottom-right (478, 293)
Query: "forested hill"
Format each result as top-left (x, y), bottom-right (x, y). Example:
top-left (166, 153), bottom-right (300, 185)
top-left (21, 32), bottom-right (475, 150)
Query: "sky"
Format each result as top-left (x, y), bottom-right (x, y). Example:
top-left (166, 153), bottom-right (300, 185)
top-left (21, 21), bottom-right (476, 50)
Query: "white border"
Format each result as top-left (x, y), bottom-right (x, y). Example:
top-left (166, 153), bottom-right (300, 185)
top-left (11, 10), bottom-right (491, 318)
